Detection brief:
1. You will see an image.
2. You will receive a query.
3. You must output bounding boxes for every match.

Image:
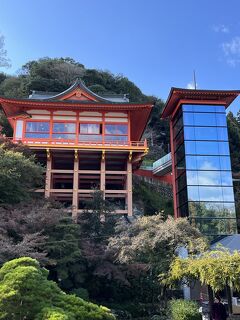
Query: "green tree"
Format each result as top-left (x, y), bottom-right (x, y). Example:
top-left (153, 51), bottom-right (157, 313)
top-left (0, 199), bottom-right (65, 264)
top-left (0, 110), bottom-right (13, 136)
top-left (0, 257), bottom-right (115, 320)
top-left (162, 248), bottom-right (240, 292)
top-left (45, 217), bottom-right (86, 293)
top-left (169, 299), bottom-right (201, 320)
top-left (107, 216), bottom-right (207, 304)
top-left (0, 144), bottom-right (44, 203)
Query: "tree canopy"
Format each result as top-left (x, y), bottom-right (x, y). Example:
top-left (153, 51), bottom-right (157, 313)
top-left (0, 257), bottom-right (115, 320)
top-left (0, 141), bottom-right (44, 204)
top-left (162, 248), bottom-right (240, 292)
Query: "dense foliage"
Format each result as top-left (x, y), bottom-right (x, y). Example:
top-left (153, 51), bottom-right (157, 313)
top-left (227, 112), bottom-right (240, 224)
top-left (169, 299), bottom-right (201, 320)
top-left (163, 248), bottom-right (240, 292)
top-left (0, 140), bottom-right (44, 203)
top-left (0, 257), bottom-right (115, 320)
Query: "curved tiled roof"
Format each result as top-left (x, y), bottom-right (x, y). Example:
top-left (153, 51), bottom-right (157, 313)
top-left (29, 79), bottom-right (129, 103)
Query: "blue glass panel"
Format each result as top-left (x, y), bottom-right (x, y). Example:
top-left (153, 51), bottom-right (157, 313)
top-left (190, 217), bottom-right (237, 235)
top-left (195, 141), bottom-right (219, 155)
top-left (215, 105), bottom-right (226, 113)
top-left (25, 133), bottom-right (49, 138)
top-left (105, 124), bottom-right (128, 134)
top-left (216, 113), bottom-right (227, 126)
top-left (186, 171), bottom-right (198, 185)
top-left (222, 187), bottom-right (235, 201)
top-left (185, 141), bottom-right (196, 154)
top-left (194, 127), bottom-right (218, 140)
top-left (188, 202), bottom-right (236, 218)
top-left (182, 105), bottom-right (193, 112)
top-left (194, 113), bottom-right (217, 126)
top-left (191, 105), bottom-right (217, 112)
top-left (80, 124), bottom-right (100, 134)
top-left (53, 123), bottom-right (76, 133)
top-left (184, 127), bottom-right (195, 140)
top-left (184, 127), bottom-right (228, 141)
top-left (220, 156), bottom-right (231, 170)
top-left (218, 142), bottom-right (230, 155)
top-left (198, 186), bottom-right (223, 201)
top-left (186, 155), bottom-right (198, 169)
top-left (185, 141), bottom-right (230, 155)
top-left (105, 135), bottom-right (128, 141)
top-left (79, 134), bottom-right (102, 141)
top-left (197, 156), bottom-right (221, 170)
top-left (52, 134), bottom-right (75, 140)
top-left (216, 127), bottom-right (228, 141)
top-left (26, 122), bottom-right (50, 132)
top-left (187, 186), bottom-right (199, 201)
top-left (183, 113), bottom-right (195, 125)
top-left (117, 125), bottom-right (128, 134)
top-left (220, 171), bottom-right (233, 186)
top-left (182, 104), bottom-right (226, 113)
top-left (223, 203), bottom-right (236, 214)
top-left (191, 202), bottom-right (236, 217)
top-left (197, 171), bottom-right (222, 185)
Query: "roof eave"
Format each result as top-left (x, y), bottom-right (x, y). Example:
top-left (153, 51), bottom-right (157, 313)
top-left (161, 87), bottom-right (240, 118)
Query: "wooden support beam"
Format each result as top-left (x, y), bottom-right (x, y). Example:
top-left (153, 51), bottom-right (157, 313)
top-left (100, 157), bottom-right (106, 199)
top-left (105, 190), bottom-right (127, 194)
top-left (105, 171), bottom-right (127, 174)
top-left (72, 150), bottom-right (79, 220)
top-left (127, 160), bottom-right (133, 216)
top-left (50, 189), bottom-right (73, 193)
top-left (45, 149), bottom-right (51, 198)
top-left (51, 169), bottom-right (74, 173)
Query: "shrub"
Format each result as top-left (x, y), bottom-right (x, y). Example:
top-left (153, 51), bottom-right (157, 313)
top-left (0, 257), bottom-right (115, 320)
top-left (169, 299), bottom-right (201, 320)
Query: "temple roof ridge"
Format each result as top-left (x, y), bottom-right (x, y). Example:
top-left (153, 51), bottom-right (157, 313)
top-left (29, 78), bottom-right (129, 103)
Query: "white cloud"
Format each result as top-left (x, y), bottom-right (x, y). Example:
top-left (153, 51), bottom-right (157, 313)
top-left (186, 81), bottom-right (198, 89)
top-left (221, 37), bottom-right (240, 66)
top-left (222, 36), bottom-right (240, 55)
top-left (213, 24), bottom-right (229, 33)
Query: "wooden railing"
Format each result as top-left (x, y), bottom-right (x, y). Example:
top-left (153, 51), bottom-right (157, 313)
top-left (11, 138), bottom-right (147, 149)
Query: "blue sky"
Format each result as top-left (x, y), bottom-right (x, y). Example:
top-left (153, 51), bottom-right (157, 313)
top-left (0, 0), bottom-right (240, 114)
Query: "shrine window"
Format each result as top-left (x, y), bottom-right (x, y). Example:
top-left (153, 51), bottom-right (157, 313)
top-left (52, 122), bottom-right (76, 140)
top-left (25, 121), bottom-right (50, 138)
top-left (79, 123), bottom-right (102, 141)
top-left (105, 124), bottom-right (128, 142)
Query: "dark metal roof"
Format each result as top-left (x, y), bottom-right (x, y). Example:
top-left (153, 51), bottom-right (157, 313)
top-left (28, 79), bottom-right (129, 103)
top-left (211, 234), bottom-right (240, 252)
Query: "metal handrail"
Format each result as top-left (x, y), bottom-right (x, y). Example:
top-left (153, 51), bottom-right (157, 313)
top-left (153, 153), bottom-right (172, 170)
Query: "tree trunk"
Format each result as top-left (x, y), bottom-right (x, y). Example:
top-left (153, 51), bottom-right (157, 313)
top-left (226, 284), bottom-right (233, 315)
top-left (208, 285), bottom-right (214, 320)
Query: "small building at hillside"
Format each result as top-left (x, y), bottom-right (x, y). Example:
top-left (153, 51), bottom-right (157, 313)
top-left (0, 79), bottom-right (152, 218)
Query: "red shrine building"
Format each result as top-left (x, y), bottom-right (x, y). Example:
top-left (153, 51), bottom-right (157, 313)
top-left (0, 80), bottom-right (239, 236)
top-left (0, 80), bottom-right (152, 218)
